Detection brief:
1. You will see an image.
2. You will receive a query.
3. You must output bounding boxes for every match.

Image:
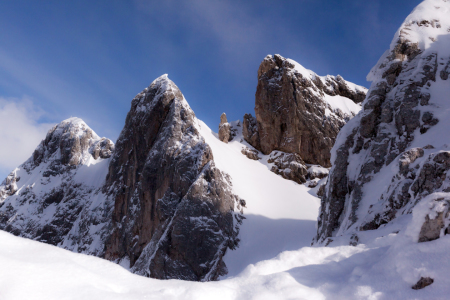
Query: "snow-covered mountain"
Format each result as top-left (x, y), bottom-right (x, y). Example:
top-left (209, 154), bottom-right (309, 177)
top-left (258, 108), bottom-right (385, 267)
top-left (0, 117), bottom-right (114, 251)
top-left (313, 0), bottom-right (450, 292)
top-left (0, 54), bottom-right (365, 283)
top-left (0, 75), bottom-right (243, 281)
top-left (316, 0), bottom-right (450, 245)
top-left (3, 0), bottom-right (450, 298)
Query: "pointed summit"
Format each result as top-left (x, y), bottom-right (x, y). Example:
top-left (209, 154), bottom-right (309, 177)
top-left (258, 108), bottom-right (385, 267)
top-left (0, 75), bottom-right (243, 281)
top-left (31, 117), bottom-right (113, 169)
top-left (103, 75), bottom-right (243, 281)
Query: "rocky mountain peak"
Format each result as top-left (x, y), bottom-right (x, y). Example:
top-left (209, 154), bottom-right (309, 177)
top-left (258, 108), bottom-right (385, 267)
top-left (315, 0), bottom-right (450, 245)
top-left (243, 54), bottom-right (367, 171)
top-left (28, 117), bottom-right (114, 175)
top-left (102, 75), bottom-right (242, 281)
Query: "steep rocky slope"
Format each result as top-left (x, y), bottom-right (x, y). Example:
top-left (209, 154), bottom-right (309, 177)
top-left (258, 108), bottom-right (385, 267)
top-left (0, 75), bottom-right (243, 281)
top-left (0, 118), bottom-right (114, 249)
top-left (103, 75), bottom-right (243, 281)
top-left (243, 54), bottom-right (367, 169)
top-left (315, 0), bottom-right (450, 249)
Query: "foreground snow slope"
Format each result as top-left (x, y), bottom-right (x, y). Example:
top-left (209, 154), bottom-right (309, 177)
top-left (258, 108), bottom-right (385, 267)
top-left (198, 120), bottom-right (320, 277)
top-left (4, 222), bottom-right (450, 299)
top-left (2, 117), bottom-right (450, 299)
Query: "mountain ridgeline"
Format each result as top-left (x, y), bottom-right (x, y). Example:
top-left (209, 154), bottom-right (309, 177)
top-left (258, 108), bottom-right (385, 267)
top-left (2, 0), bottom-right (450, 289)
top-left (315, 0), bottom-right (450, 247)
top-left (0, 75), bottom-right (244, 281)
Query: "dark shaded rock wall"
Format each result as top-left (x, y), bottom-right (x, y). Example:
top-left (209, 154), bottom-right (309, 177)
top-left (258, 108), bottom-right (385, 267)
top-left (103, 75), bottom-right (242, 280)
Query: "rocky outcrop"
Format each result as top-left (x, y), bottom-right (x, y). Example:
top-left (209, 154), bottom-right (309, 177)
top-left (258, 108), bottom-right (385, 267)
top-left (0, 118), bottom-right (114, 246)
top-left (267, 151), bottom-right (308, 184)
top-left (412, 277), bottom-right (434, 290)
top-left (0, 75), bottom-right (243, 282)
top-left (90, 138), bottom-right (114, 159)
top-left (218, 113), bottom-right (232, 143)
top-left (103, 75), bottom-right (242, 281)
top-left (30, 118), bottom-right (114, 172)
top-left (315, 0), bottom-right (450, 245)
top-left (243, 54), bottom-right (367, 168)
top-left (241, 147), bottom-right (261, 160)
top-left (307, 166), bottom-right (329, 180)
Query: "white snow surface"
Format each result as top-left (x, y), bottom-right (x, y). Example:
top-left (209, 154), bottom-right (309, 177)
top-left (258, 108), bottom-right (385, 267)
top-left (323, 94), bottom-right (362, 117)
top-left (2, 115), bottom-right (450, 299)
top-left (368, 0), bottom-right (450, 82)
top-left (197, 120), bottom-right (320, 277)
top-left (286, 58), bottom-right (367, 97)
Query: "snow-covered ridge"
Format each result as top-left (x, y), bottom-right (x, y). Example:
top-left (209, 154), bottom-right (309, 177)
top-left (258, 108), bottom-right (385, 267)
top-left (368, 0), bottom-right (450, 82)
top-left (286, 58), bottom-right (367, 97)
top-left (0, 74), bottom-right (246, 281)
top-left (314, 2), bottom-right (450, 295)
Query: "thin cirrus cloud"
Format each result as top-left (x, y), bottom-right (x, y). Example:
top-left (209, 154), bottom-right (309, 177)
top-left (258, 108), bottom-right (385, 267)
top-left (133, 0), bottom-right (322, 71)
top-left (0, 97), bottom-right (54, 178)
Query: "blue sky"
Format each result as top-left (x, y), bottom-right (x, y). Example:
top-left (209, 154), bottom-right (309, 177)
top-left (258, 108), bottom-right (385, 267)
top-left (0, 0), bottom-right (421, 178)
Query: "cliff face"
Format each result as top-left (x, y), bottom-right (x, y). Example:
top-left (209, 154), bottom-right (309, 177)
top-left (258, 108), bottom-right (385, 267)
top-left (315, 0), bottom-right (450, 246)
top-left (243, 54), bottom-right (367, 168)
top-left (103, 75), bottom-right (242, 281)
top-left (0, 75), bottom-right (243, 281)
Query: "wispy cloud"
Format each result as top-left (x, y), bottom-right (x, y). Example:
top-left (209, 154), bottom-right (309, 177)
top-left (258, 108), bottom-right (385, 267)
top-left (133, 0), bottom-right (324, 72)
top-left (0, 97), bottom-right (54, 179)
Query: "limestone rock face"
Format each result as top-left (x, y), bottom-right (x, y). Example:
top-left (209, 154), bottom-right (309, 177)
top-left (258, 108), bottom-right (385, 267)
top-left (267, 151), bottom-right (308, 184)
top-left (102, 75), bottom-right (242, 281)
top-left (315, 1), bottom-right (450, 245)
top-left (218, 113), bottom-right (232, 143)
top-left (0, 75), bottom-right (243, 282)
top-left (243, 54), bottom-right (367, 168)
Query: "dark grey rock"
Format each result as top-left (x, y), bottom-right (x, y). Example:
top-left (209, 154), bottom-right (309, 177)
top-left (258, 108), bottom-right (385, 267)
top-left (103, 75), bottom-right (242, 281)
top-left (241, 147), bottom-right (261, 160)
top-left (267, 151), bottom-right (308, 185)
top-left (412, 277), bottom-right (434, 290)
